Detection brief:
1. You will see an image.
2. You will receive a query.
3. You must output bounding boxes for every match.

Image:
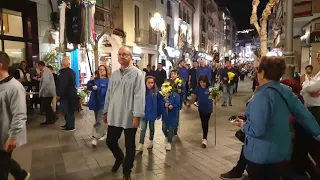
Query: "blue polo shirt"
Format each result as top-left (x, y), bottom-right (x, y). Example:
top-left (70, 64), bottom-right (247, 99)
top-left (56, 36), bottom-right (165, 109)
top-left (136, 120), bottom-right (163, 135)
top-left (196, 86), bottom-right (213, 113)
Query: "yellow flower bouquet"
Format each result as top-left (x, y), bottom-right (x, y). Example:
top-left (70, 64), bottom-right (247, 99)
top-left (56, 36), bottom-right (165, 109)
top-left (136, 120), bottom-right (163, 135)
top-left (174, 77), bottom-right (184, 88)
top-left (209, 87), bottom-right (222, 102)
top-left (160, 81), bottom-right (174, 115)
top-left (227, 72), bottom-right (236, 84)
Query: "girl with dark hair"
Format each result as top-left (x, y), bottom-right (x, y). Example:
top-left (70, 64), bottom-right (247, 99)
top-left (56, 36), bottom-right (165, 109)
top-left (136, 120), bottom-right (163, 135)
top-left (136, 76), bottom-right (161, 152)
top-left (187, 75), bottom-right (213, 148)
top-left (87, 65), bottom-right (109, 147)
top-left (16, 61), bottom-right (31, 88)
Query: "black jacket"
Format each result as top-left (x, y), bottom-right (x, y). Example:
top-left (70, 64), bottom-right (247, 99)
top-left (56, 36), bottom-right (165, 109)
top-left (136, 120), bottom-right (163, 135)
top-left (154, 69), bottom-right (167, 88)
top-left (57, 68), bottom-right (78, 103)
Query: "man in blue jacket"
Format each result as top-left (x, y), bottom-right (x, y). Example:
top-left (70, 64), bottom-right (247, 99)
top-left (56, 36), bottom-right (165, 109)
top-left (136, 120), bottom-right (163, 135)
top-left (196, 59), bottom-right (212, 82)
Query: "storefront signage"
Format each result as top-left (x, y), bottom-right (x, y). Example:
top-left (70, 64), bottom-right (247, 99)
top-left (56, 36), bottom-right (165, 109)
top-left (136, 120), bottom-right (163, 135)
top-left (310, 31), bottom-right (320, 43)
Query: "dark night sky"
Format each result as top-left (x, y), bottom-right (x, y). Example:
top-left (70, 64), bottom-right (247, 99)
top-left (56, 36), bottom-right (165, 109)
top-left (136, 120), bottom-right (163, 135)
top-left (216, 0), bottom-right (268, 30)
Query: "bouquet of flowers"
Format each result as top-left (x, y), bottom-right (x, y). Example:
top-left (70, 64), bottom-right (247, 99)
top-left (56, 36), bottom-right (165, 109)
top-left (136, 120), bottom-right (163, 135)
top-left (160, 81), bottom-right (174, 115)
top-left (227, 72), bottom-right (235, 84)
top-left (209, 87), bottom-right (222, 102)
top-left (174, 78), bottom-right (184, 88)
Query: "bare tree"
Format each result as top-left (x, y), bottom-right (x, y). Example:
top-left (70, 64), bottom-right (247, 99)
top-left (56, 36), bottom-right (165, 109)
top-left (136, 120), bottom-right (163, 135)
top-left (250, 0), bottom-right (280, 58)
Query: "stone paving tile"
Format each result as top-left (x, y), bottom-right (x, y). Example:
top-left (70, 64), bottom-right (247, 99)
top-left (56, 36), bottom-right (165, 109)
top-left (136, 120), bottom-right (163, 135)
top-left (9, 80), bottom-right (253, 180)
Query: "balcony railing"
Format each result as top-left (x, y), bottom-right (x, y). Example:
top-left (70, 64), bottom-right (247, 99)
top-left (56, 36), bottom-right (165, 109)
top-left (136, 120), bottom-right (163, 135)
top-left (135, 28), bottom-right (157, 45)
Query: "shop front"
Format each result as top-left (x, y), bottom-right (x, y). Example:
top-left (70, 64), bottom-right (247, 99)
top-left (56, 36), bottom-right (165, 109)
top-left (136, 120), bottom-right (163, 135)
top-left (1, 0), bottom-right (40, 71)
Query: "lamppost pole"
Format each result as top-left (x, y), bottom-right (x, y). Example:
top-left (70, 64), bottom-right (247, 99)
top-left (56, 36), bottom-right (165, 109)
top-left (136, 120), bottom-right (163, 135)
top-left (283, 0), bottom-right (295, 79)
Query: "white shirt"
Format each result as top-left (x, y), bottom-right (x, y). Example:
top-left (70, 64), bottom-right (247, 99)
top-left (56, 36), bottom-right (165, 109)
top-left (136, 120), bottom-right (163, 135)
top-left (302, 71), bottom-right (320, 107)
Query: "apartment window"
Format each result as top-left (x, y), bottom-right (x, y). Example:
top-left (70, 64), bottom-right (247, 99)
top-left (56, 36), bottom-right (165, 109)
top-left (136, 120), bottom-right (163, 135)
top-left (202, 16), bottom-right (206, 32)
top-left (96, 0), bottom-right (111, 9)
top-left (183, 7), bottom-right (186, 21)
top-left (187, 11), bottom-right (190, 24)
top-left (167, 1), bottom-right (172, 17)
top-left (134, 5), bottom-right (139, 29)
top-left (167, 24), bottom-right (171, 45)
top-left (179, 4), bottom-right (182, 19)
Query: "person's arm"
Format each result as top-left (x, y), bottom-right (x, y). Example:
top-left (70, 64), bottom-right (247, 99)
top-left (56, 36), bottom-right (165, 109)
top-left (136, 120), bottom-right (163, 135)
top-left (242, 93), bottom-right (272, 137)
top-left (103, 83), bottom-right (111, 114)
top-left (302, 78), bottom-right (320, 93)
top-left (133, 71), bottom-right (146, 118)
top-left (39, 71), bottom-right (50, 97)
top-left (8, 85), bottom-right (27, 140)
top-left (300, 74), bottom-right (305, 85)
top-left (56, 73), bottom-right (67, 98)
top-left (287, 88), bottom-right (320, 137)
top-left (87, 80), bottom-right (94, 91)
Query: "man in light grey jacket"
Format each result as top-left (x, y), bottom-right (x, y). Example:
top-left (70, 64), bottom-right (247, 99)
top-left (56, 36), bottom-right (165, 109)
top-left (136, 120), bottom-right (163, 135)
top-left (38, 61), bottom-right (58, 125)
top-left (104, 46), bottom-right (145, 180)
top-left (0, 52), bottom-right (30, 180)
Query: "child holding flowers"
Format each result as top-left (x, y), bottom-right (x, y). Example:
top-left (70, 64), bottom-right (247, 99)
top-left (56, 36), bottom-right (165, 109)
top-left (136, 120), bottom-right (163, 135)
top-left (159, 79), bottom-right (180, 151)
top-left (170, 69), bottom-right (185, 136)
top-left (136, 76), bottom-right (161, 152)
top-left (188, 75), bottom-right (217, 148)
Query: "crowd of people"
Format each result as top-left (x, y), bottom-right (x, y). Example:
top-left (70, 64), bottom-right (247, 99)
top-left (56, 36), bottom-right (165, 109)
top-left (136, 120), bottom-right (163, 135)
top-left (1, 47), bottom-right (320, 180)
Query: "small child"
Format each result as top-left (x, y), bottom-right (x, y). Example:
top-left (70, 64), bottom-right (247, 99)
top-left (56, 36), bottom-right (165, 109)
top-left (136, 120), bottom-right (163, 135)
top-left (136, 76), bottom-right (161, 152)
top-left (170, 69), bottom-right (185, 135)
top-left (87, 65), bottom-right (109, 147)
top-left (188, 75), bottom-right (213, 148)
top-left (160, 79), bottom-right (180, 151)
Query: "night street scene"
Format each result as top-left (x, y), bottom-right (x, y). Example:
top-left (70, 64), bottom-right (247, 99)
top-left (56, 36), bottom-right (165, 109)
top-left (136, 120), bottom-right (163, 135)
top-left (1, 0), bottom-right (320, 180)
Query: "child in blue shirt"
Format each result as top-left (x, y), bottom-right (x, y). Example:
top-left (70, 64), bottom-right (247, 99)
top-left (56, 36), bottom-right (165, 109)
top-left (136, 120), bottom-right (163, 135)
top-left (188, 75), bottom-right (213, 148)
top-left (170, 69), bottom-right (185, 136)
top-left (136, 76), bottom-right (161, 152)
top-left (160, 79), bottom-right (180, 151)
top-left (87, 65), bottom-right (109, 147)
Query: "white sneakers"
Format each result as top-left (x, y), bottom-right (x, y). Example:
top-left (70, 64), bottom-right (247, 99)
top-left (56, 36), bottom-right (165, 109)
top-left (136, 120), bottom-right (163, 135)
top-left (165, 143), bottom-right (171, 151)
top-left (147, 141), bottom-right (153, 149)
top-left (136, 141), bottom-right (154, 152)
top-left (91, 138), bottom-right (98, 147)
top-left (202, 139), bottom-right (207, 148)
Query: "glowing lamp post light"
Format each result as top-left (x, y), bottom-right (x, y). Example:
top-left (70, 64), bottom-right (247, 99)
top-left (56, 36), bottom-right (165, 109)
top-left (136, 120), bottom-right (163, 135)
top-left (150, 12), bottom-right (165, 62)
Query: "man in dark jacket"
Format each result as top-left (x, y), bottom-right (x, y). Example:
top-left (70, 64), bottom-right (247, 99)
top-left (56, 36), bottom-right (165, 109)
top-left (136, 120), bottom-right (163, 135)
top-left (57, 57), bottom-right (78, 131)
top-left (221, 60), bottom-right (236, 106)
top-left (154, 63), bottom-right (167, 89)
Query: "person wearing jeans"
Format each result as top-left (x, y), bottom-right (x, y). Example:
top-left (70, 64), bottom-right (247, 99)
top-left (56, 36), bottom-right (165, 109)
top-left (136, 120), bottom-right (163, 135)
top-left (56, 57), bottom-right (78, 132)
top-left (220, 60), bottom-right (236, 106)
top-left (0, 52), bottom-right (30, 180)
top-left (104, 46), bottom-right (145, 180)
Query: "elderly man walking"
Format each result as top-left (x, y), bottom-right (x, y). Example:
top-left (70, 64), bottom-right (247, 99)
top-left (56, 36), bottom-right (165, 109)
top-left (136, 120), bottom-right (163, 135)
top-left (104, 46), bottom-right (145, 180)
top-left (0, 52), bottom-right (30, 180)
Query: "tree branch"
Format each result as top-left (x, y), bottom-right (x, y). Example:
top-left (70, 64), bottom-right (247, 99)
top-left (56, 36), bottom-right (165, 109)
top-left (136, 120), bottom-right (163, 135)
top-left (260, 0), bottom-right (280, 36)
top-left (250, 0), bottom-right (261, 34)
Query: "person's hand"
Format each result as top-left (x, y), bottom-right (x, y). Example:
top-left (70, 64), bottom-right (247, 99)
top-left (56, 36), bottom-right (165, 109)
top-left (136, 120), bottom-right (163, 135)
top-left (310, 92), bottom-right (320, 98)
top-left (178, 89), bottom-right (182, 93)
top-left (223, 77), bottom-right (227, 80)
top-left (56, 96), bottom-right (60, 101)
top-left (165, 103), bottom-right (169, 108)
top-left (93, 85), bottom-right (98, 90)
top-left (235, 119), bottom-right (244, 127)
top-left (168, 105), bottom-right (173, 109)
top-left (5, 138), bottom-right (17, 152)
top-left (133, 117), bottom-right (141, 128)
top-left (103, 113), bottom-right (108, 124)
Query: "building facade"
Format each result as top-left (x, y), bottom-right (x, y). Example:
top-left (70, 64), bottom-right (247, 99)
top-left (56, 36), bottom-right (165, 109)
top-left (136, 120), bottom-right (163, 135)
top-left (1, 0), bottom-right (57, 69)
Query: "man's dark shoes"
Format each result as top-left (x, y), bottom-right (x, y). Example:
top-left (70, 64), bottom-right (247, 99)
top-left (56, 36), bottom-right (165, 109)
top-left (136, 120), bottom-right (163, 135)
top-left (40, 121), bottom-right (54, 125)
top-left (220, 168), bottom-right (243, 179)
top-left (222, 103), bottom-right (227, 107)
top-left (112, 159), bottom-right (123, 173)
top-left (123, 174), bottom-right (132, 180)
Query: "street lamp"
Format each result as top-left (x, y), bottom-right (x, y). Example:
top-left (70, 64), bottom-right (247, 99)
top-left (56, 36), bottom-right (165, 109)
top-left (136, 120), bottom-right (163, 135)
top-left (150, 12), bottom-right (165, 63)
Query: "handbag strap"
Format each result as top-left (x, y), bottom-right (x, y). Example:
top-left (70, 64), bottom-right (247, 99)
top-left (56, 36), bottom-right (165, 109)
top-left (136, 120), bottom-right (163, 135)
top-left (268, 87), bottom-right (288, 106)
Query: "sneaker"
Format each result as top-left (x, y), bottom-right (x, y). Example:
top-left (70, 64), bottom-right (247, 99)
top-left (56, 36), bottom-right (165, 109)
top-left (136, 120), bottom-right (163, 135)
top-left (91, 138), bottom-right (98, 147)
top-left (229, 103), bottom-right (233, 106)
top-left (123, 173), bottom-right (132, 180)
top-left (165, 143), bottom-right (171, 151)
top-left (220, 169), bottom-right (243, 179)
top-left (136, 143), bottom-right (143, 152)
top-left (61, 127), bottom-right (75, 132)
top-left (25, 172), bottom-right (31, 180)
top-left (147, 141), bottom-right (153, 149)
top-left (222, 103), bottom-right (227, 107)
top-left (202, 139), bottom-right (207, 148)
top-left (99, 134), bottom-right (107, 141)
top-left (60, 124), bottom-right (66, 129)
top-left (112, 159), bottom-right (123, 173)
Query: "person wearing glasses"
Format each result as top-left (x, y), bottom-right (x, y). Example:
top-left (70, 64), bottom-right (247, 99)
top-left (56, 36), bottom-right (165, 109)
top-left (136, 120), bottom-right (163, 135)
top-left (104, 46), bottom-right (145, 180)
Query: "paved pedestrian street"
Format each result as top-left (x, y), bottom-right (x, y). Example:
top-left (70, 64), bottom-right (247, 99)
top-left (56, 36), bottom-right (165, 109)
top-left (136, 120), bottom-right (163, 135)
top-left (10, 81), bottom-right (253, 180)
